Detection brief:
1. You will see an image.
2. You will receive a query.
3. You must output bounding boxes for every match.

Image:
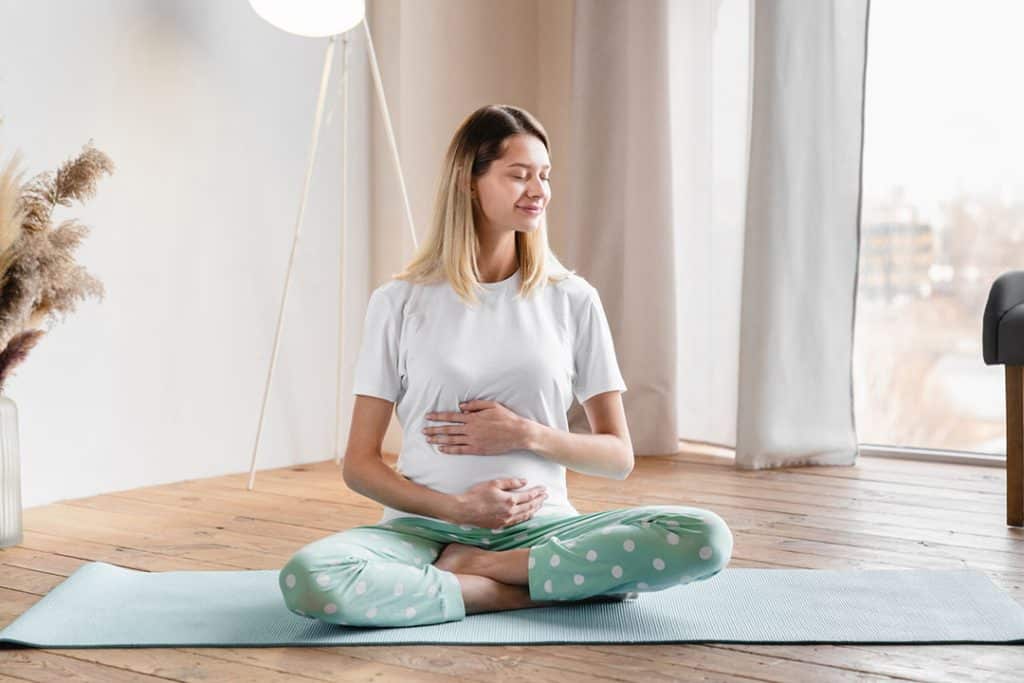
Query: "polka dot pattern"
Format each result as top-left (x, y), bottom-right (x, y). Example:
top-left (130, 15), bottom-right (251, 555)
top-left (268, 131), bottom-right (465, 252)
top-left (279, 505), bottom-right (731, 627)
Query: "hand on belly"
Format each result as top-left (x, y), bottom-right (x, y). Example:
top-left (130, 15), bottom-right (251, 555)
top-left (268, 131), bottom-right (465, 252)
top-left (422, 399), bottom-right (533, 456)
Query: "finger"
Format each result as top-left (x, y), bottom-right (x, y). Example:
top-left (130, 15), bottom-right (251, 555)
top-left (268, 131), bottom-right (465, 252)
top-left (504, 517), bottom-right (524, 528)
top-left (512, 505), bottom-right (541, 525)
top-left (430, 432), bottom-right (466, 444)
top-left (511, 491), bottom-right (548, 511)
top-left (425, 412), bottom-right (468, 423)
top-left (512, 488), bottom-right (547, 504)
top-left (431, 434), bottom-right (469, 443)
top-left (438, 445), bottom-right (471, 454)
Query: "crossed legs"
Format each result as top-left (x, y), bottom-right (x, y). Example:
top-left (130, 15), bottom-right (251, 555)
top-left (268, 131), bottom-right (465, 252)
top-left (433, 544), bottom-right (559, 614)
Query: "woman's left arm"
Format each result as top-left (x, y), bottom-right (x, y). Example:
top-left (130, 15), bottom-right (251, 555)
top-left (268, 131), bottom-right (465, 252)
top-left (424, 393), bottom-right (634, 479)
top-left (525, 390), bottom-right (634, 480)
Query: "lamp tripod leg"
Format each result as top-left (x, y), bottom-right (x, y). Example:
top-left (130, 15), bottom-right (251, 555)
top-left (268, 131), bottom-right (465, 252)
top-left (335, 36), bottom-right (351, 466)
top-left (362, 16), bottom-right (418, 250)
top-left (248, 35), bottom-right (338, 491)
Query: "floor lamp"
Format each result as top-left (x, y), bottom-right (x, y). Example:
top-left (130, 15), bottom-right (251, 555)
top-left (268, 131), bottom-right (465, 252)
top-left (246, 0), bottom-right (419, 490)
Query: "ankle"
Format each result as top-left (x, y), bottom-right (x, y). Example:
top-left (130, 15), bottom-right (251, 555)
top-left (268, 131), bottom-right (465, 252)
top-left (455, 573), bottom-right (508, 615)
top-left (455, 573), bottom-right (553, 614)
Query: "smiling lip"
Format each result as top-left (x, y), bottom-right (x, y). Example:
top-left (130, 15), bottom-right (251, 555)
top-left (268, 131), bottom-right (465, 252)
top-left (517, 206), bottom-right (542, 213)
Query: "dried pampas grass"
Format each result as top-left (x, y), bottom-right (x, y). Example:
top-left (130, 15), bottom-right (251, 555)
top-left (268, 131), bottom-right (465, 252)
top-left (0, 153), bottom-right (26, 282)
top-left (0, 329), bottom-right (45, 390)
top-left (0, 140), bottom-right (113, 394)
top-left (20, 142), bottom-right (114, 233)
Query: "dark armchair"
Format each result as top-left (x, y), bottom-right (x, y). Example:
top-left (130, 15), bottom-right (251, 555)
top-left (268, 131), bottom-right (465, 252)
top-left (982, 270), bottom-right (1024, 526)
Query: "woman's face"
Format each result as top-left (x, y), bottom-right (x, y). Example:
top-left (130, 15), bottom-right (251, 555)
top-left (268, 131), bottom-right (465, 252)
top-left (472, 134), bottom-right (551, 234)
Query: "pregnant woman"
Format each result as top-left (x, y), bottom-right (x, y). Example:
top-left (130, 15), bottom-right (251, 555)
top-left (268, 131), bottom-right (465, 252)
top-left (279, 104), bottom-right (734, 627)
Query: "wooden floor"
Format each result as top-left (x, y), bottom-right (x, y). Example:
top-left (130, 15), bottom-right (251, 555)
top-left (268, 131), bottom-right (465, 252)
top-left (2, 446), bottom-right (1023, 682)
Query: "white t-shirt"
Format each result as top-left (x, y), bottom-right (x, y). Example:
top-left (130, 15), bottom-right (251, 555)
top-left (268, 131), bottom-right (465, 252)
top-left (351, 266), bottom-right (628, 525)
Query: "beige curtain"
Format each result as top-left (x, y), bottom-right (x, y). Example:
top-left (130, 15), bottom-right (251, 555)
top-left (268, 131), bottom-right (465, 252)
top-left (563, 0), bottom-right (870, 469)
top-left (563, 0), bottom-right (680, 457)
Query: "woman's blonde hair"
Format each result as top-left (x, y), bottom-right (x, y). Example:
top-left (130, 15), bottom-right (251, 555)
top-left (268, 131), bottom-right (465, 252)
top-left (391, 104), bottom-right (574, 306)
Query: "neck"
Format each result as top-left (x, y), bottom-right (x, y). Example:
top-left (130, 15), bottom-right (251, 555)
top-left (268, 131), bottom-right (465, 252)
top-left (475, 231), bottom-right (519, 283)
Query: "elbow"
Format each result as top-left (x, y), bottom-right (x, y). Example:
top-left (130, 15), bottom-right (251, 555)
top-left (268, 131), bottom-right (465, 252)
top-left (341, 459), bottom-right (365, 491)
top-left (342, 448), bottom-right (385, 490)
top-left (616, 452), bottom-right (635, 480)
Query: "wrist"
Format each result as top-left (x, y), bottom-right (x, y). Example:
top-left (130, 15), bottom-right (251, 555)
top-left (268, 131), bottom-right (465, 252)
top-left (520, 416), bottom-right (540, 451)
top-left (444, 493), bottom-right (465, 525)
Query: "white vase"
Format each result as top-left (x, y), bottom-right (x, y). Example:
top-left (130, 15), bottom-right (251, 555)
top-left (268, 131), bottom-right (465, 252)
top-left (0, 393), bottom-right (23, 548)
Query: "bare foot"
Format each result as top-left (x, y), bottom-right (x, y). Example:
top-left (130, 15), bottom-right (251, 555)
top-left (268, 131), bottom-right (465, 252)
top-left (454, 573), bottom-right (562, 614)
top-left (434, 542), bottom-right (486, 575)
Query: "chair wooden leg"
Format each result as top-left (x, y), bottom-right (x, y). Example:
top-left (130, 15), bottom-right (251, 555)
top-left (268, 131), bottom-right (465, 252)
top-left (1007, 365), bottom-right (1023, 527)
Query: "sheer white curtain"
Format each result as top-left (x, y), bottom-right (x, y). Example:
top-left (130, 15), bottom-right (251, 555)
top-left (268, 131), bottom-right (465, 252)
top-left (671, 0), bottom-right (748, 449)
top-left (564, 0), bottom-right (870, 469)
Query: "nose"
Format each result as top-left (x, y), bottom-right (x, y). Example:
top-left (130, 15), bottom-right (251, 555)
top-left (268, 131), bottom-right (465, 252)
top-left (526, 178), bottom-right (547, 200)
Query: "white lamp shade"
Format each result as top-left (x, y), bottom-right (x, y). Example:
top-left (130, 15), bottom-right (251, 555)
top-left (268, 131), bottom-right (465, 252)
top-left (249, 0), bottom-right (365, 38)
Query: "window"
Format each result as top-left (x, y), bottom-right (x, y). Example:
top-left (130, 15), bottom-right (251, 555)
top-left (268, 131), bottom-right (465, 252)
top-left (853, 0), bottom-right (1024, 456)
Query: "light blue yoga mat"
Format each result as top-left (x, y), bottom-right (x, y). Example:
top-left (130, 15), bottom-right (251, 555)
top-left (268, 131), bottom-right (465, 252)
top-left (2, 561), bottom-right (1023, 647)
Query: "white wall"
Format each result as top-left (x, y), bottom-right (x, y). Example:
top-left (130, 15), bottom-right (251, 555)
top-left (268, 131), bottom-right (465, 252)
top-left (0, 0), bottom-right (576, 509)
top-left (0, 0), bottom-right (373, 507)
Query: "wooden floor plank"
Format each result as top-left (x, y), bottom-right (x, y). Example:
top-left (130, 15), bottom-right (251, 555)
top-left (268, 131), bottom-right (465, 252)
top-left (233, 456), bottom-right (1016, 534)
top-left (2, 451), bottom-right (1022, 682)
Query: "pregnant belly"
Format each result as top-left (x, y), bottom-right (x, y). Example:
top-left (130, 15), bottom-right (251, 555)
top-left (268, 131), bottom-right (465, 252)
top-left (397, 445), bottom-right (566, 500)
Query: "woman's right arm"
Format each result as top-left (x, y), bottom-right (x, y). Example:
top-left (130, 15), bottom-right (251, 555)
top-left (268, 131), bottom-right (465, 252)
top-left (342, 394), bottom-right (461, 523)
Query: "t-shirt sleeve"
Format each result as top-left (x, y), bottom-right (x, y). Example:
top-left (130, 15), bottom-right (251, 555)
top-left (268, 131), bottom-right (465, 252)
top-left (573, 285), bottom-right (628, 404)
top-left (352, 287), bottom-right (404, 402)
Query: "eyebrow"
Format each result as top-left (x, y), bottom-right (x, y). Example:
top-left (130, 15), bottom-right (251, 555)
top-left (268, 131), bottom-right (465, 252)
top-left (507, 162), bottom-right (552, 170)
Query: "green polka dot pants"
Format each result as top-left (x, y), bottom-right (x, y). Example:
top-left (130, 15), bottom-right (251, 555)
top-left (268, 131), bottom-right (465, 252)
top-left (278, 505), bottom-right (733, 628)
